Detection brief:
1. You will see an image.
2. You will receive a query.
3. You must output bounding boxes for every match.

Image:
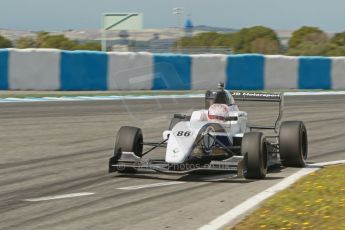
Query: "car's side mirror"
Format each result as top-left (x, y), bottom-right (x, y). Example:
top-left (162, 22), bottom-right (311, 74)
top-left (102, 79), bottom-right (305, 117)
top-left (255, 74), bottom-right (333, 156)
top-left (225, 116), bottom-right (238, 121)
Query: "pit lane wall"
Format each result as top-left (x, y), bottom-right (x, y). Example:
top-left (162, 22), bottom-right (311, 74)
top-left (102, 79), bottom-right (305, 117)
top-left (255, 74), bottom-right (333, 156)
top-left (1, 49), bottom-right (345, 90)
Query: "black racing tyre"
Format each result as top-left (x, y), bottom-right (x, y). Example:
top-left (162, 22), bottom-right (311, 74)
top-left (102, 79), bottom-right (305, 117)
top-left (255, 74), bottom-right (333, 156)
top-left (279, 121), bottom-right (308, 167)
top-left (113, 126), bottom-right (143, 173)
top-left (241, 132), bottom-right (268, 179)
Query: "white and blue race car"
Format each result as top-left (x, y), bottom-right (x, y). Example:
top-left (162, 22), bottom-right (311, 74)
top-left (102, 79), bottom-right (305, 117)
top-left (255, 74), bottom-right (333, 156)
top-left (109, 83), bottom-right (308, 179)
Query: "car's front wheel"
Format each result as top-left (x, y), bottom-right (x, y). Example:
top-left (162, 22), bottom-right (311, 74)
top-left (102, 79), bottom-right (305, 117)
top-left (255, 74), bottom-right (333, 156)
top-left (241, 132), bottom-right (268, 179)
top-left (109, 126), bottom-right (143, 173)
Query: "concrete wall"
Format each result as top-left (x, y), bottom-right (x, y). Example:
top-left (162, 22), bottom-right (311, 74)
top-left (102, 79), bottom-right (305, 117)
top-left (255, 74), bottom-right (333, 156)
top-left (0, 49), bottom-right (344, 90)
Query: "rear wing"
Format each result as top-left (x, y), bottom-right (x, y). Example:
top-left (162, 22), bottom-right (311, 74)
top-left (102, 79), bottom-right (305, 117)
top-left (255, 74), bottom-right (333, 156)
top-left (231, 92), bottom-right (284, 133)
top-left (230, 92), bottom-right (283, 102)
top-left (205, 90), bottom-right (284, 133)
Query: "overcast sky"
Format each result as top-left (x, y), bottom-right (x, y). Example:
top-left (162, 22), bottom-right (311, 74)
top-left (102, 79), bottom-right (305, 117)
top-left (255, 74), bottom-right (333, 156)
top-left (1, 0), bottom-right (345, 32)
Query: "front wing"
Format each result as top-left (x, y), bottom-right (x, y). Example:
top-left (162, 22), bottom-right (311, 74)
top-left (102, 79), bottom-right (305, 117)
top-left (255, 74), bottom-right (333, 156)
top-left (109, 151), bottom-right (245, 177)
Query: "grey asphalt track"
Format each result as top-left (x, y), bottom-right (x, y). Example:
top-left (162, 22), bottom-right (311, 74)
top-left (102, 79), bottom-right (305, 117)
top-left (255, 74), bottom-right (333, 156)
top-left (0, 95), bottom-right (344, 230)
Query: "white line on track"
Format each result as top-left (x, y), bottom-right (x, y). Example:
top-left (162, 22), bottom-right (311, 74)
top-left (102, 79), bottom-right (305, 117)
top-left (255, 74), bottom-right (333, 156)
top-left (24, 192), bottom-right (95, 202)
top-left (0, 94), bottom-right (204, 103)
top-left (311, 159), bottom-right (345, 167)
top-left (198, 160), bottom-right (345, 230)
top-left (117, 181), bottom-right (186, 190)
top-left (284, 91), bottom-right (345, 96)
top-left (1, 91), bottom-right (345, 103)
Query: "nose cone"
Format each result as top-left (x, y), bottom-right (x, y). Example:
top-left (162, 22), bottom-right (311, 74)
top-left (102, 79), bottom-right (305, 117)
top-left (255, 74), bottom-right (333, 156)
top-left (165, 122), bottom-right (195, 164)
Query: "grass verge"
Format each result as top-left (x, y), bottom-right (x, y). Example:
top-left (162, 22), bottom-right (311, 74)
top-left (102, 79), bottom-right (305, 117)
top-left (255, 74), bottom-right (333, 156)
top-left (231, 164), bottom-right (345, 230)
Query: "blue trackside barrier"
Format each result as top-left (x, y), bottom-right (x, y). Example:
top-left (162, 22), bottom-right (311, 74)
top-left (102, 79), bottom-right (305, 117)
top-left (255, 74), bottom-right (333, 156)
top-left (298, 56), bottom-right (332, 89)
top-left (0, 49), bottom-right (344, 90)
top-left (0, 49), bottom-right (9, 90)
top-left (60, 51), bottom-right (108, 90)
top-left (226, 54), bottom-right (265, 90)
top-left (153, 54), bottom-right (192, 90)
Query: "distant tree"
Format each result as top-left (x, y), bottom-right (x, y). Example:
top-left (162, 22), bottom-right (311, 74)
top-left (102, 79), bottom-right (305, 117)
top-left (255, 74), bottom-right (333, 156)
top-left (0, 35), bottom-right (13, 48)
top-left (325, 32), bottom-right (345, 56)
top-left (250, 37), bottom-right (280, 54)
top-left (178, 37), bottom-right (195, 47)
top-left (39, 34), bottom-right (77, 50)
top-left (174, 32), bottom-right (234, 49)
top-left (74, 42), bottom-right (101, 51)
top-left (329, 32), bottom-right (345, 46)
top-left (173, 28), bottom-right (280, 54)
top-left (16, 37), bottom-right (38, 48)
top-left (232, 26), bottom-right (281, 54)
top-left (287, 26), bottom-right (328, 55)
top-left (194, 32), bottom-right (225, 47)
top-left (212, 33), bottom-right (234, 47)
top-left (288, 26), bottom-right (325, 49)
top-left (16, 32), bottom-right (101, 50)
top-left (36, 31), bottom-right (49, 47)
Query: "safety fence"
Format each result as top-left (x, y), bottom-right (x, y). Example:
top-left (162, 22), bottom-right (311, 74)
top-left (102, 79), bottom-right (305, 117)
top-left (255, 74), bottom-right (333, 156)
top-left (0, 49), bottom-right (344, 90)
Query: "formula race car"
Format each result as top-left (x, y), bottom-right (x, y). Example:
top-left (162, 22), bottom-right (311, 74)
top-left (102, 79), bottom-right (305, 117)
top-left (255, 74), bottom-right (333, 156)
top-left (109, 83), bottom-right (308, 179)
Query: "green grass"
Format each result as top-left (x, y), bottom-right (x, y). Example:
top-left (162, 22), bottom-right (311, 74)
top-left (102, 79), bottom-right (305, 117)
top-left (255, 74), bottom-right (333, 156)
top-left (231, 164), bottom-right (345, 230)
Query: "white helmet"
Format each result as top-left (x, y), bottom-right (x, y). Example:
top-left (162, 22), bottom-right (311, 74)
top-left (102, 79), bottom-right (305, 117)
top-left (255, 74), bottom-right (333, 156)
top-left (208, 104), bottom-right (230, 122)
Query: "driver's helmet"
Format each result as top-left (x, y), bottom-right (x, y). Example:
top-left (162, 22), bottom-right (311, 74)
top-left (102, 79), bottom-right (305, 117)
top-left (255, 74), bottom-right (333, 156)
top-left (208, 103), bottom-right (230, 122)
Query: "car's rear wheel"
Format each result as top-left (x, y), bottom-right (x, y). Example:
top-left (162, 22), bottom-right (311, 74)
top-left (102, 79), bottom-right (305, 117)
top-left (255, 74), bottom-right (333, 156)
top-left (279, 121), bottom-right (308, 167)
top-left (109, 126), bottom-right (143, 173)
top-left (241, 132), bottom-right (268, 179)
